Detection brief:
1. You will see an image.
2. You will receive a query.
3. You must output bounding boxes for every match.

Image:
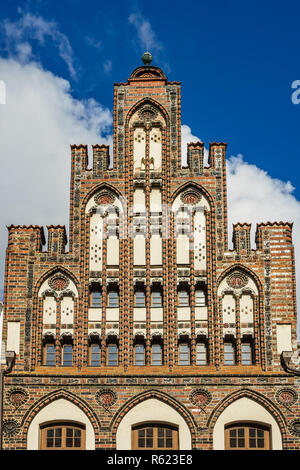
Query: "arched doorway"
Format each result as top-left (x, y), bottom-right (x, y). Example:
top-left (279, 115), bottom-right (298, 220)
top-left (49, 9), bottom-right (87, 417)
top-left (27, 398), bottom-right (95, 450)
top-left (213, 397), bottom-right (283, 450)
top-left (116, 398), bottom-right (192, 450)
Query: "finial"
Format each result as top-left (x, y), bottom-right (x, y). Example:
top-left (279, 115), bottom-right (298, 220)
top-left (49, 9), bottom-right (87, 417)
top-left (142, 51), bottom-right (152, 65)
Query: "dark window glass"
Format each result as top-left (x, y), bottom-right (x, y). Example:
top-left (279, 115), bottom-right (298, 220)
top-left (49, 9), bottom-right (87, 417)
top-left (195, 290), bottom-right (206, 306)
top-left (225, 424), bottom-right (269, 450)
top-left (196, 342), bottom-right (207, 365)
top-left (41, 423), bottom-right (84, 450)
top-left (152, 343), bottom-right (162, 365)
top-left (135, 291), bottom-right (145, 307)
top-left (90, 343), bottom-right (101, 366)
top-left (91, 290), bottom-right (102, 308)
top-left (108, 344), bottom-right (118, 366)
top-left (179, 343), bottom-right (190, 365)
top-left (178, 290), bottom-right (189, 306)
top-left (152, 291), bottom-right (162, 307)
top-left (224, 342), bottom-right (235, 365)
top-left (241, 342), bottom-right (253, 365)
top-left (45, 344), bottom-right (55, 366)
top-left (135, 344), bottom-right (145, 366)
top-left (63, 344), bottom-right (73, 366)
top-left (108, 291), bottom-right (118, 308)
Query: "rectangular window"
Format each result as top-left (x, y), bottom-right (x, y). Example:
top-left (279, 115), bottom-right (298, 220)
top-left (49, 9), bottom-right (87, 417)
top-left (152, 291), bottom-right (162, 307)
top-left (135, 291), bottom-right (145, 307)
top-left (62, 344), bottom-right (73, 367)
top-left (241, 342), bottom-right (253, 365)
top-left (195, 290), bottom-right (206, 306)
top-left (90, 344), bottom-right (101, 367)
top-left (108, 291), bottom-right (118, 308)
top-left (108, 344), bottom-right (118, 366)
top-left (152, 343), bottom-right (162, 365)
top-left (90, 290), bottom-right (102, 308)
top-left (224, 342), bottom-right (235, 365)
top-left (179, 343), bottom-right (190, 365)
top-left (178, 290), bottom-right (189, 306)
top-left (196, 342), bottom-right (207, 365)
top-left (135, 344), bottom-right (145, 366)
top-left (45, 344), bottom-right (56, 366)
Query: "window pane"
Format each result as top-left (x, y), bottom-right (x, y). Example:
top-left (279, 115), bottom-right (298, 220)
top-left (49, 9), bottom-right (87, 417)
top-left (238, 438), bottom-right (245, 447)
top-left (135, 291), bottom-right (145, 307)
top-left (91, 291), bottom-right (102, 307)
top-left (108, 291), bottom-right (118, 307)
top-left (178, 290), bottom-right (189, 306)
top-left (91, 344), bottom-right (101, 366)
top-left (195, 290), bottom-right (205, 306)
top-left (46, 344), bottom-right (55, 366)
top-left (257, 439), bottom-right (265, 448)
top-left (179, 343), bottom-right (190, 365)
top-left (196, 342), bottom-right (207, 365)
top-left (158, 438), bottom-right (164, 448)
top-left (152, 291), bottom-right (162, 307)
top-left (74, 438), bottom-right (81, 448)
top-left (63, 345), bottom-right (73, 366)
top-left (135, 344), bottom-right (145, 365)
top-left (108, 344), bottom-right (118, 366)
top-left (166, 438), bottom-right (173, 448)
top-left (138, 438), bottom-right (145, 448)
top-left (241, 343), bottom-right (252, 365)
top-left (224, 343), bottom-right (235, 365)
top-left (152, 344), bottom-right (162, 365)
top-left (230, 438), bottom-right (237, 448)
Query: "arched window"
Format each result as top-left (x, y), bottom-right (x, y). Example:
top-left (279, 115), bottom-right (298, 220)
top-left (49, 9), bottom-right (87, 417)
top-left (225, 422), bottom-right (271, 450)
top-left (40, 422), bottom-right (85, 450)
top-left (132, 423), bottom-right (179, 450)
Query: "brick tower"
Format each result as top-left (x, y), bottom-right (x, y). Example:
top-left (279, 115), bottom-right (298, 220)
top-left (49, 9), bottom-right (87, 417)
top-left (1, 53), bottom-right (300, 450)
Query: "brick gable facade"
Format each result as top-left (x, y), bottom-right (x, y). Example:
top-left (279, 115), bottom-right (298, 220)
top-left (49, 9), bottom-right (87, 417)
top-left (1, 57), bottom-right (299, 450)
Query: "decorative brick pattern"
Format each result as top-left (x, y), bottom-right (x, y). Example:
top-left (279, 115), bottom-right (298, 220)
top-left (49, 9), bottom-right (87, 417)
top-left (1, 60), bottom-right (299, 450)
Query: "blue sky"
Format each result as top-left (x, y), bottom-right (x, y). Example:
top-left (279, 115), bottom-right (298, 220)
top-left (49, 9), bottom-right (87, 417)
top-left (0, 0), bottom-right (300, 334)
top-left (1, 0), bottom-right (300, 190)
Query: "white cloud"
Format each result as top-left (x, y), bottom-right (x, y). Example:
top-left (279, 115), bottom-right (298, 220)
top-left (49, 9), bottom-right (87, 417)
top-left (128, 12), bottom-right (162, 53)
top-left (181, 124), bottom-right (209, 166)
top-left (0, 57), bottom-right (113, 296)
top-left (182, 127), bottom-right (300, 335)
top-left (2, 13), bottom-right (76, 78)
top-left (104, 59), bottom-right (112, 75)
top-left (227, 155), bottom-right (300, 337)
